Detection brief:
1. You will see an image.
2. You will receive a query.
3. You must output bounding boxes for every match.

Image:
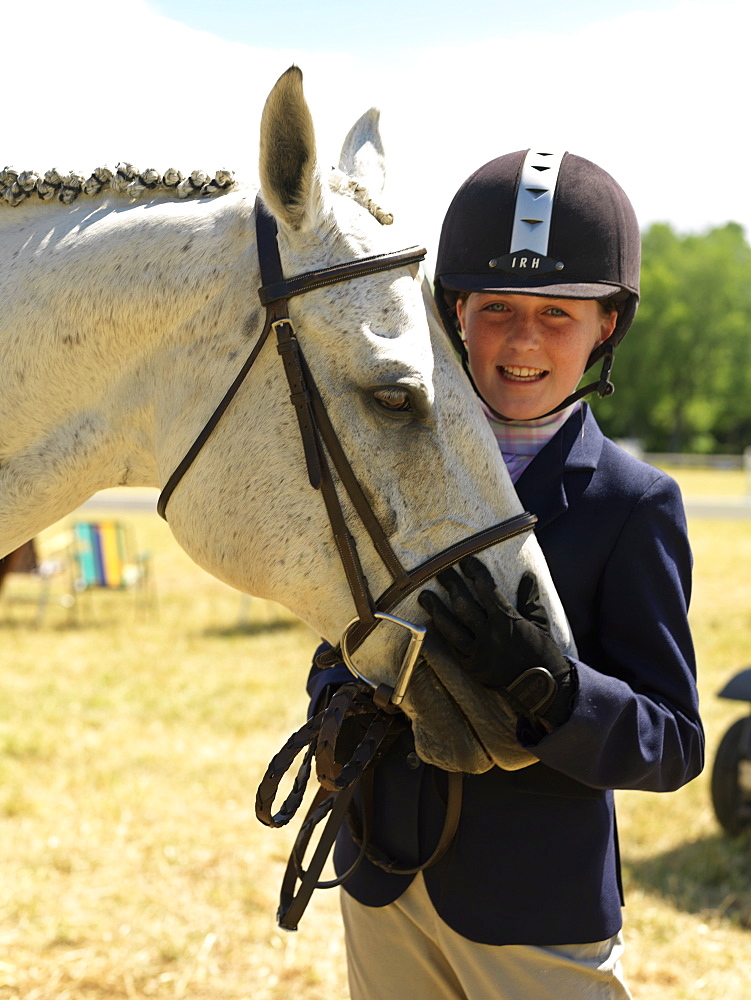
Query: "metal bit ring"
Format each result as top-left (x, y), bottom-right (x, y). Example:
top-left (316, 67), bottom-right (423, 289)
top-left (340, 612), bottom-right (427, 707)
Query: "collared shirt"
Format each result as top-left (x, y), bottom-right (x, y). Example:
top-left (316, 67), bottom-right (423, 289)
top-left (481, 401), bottom-right (582, 483)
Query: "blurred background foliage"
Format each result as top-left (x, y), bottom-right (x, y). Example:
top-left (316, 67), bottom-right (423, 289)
top-left (595, 222), bottom-right (751, 454)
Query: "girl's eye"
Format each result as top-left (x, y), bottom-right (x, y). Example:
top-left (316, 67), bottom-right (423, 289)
top-left (546, 306), bottom-right (569, 317)
top-left (484, 302), bottom-right (508, 312)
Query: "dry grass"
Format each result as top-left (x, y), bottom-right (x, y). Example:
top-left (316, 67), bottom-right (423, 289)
top-left (614, 514), bottom-right (751, 1000)
top-left (1, 488), bottom-right (750, 999)
top-left (1, 511), bottom-right (347, 1000)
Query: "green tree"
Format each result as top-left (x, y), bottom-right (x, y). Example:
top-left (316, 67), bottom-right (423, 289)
top-left (595, 222), bottom-right (751, 452)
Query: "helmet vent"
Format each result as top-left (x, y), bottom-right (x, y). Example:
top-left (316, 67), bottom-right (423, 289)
top-left (510, 150), bottom-right (565, 256)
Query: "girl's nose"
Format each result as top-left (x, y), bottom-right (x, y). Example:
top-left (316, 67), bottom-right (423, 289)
top-left (506, 313), bottom-right (541, 349)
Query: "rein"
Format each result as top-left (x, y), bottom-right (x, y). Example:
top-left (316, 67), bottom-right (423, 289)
top-left (157, 196), bottom-right (539, 929)
top-left (255, 680), bottom-right (464, 931)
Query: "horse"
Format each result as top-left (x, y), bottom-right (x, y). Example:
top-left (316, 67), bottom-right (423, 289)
top-left (0, 65), bottom-right (574, 775)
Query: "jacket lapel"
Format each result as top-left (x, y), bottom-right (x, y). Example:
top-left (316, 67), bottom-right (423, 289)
top-left (514, 405), bottom-right (603, 531)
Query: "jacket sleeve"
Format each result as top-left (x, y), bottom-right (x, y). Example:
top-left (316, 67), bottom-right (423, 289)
top-left (522, 472), bottom-right (704, 792)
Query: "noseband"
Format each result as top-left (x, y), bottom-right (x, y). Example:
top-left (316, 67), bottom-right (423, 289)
top-left (158, 196), bottom-right (537, 704)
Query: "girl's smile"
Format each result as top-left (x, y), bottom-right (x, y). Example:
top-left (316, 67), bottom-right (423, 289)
top-left (499, 364), bottom-right (547, 382)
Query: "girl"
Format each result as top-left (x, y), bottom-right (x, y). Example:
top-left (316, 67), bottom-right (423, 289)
top-left (308, 149), bottom-right (704, 1000)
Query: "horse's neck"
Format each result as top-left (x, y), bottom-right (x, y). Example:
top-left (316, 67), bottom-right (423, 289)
top-left (1, 191), bottom-right (257, 404)
top-left (0, 191), bottom-right (260, 551)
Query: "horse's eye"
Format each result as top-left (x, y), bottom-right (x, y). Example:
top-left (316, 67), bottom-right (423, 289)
top-left (373, 387), bottom-right (412, 412)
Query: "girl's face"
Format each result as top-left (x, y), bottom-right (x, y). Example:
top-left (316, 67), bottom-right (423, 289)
top-left (456, 292), bottom-right (617, 420)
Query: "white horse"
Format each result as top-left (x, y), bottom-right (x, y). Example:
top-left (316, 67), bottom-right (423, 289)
top-left (0, 66), bottom-right (574, 774)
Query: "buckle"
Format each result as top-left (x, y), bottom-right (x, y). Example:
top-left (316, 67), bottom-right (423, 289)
top-left (340, 612), bottom-right (427, 708)
top-left (507, 667), bottom-right (557, 715)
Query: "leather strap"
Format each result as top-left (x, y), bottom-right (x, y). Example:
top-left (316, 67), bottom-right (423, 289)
top-left (350, 767), bottom-right (463, 876)
top-left (259, 245), bottom-right (427, 305)
top-left (255, 684), bottom-right (404, 829)
top-left (316, 510), bottom-right (537, 667)
top-left (277, 782), bottom-right (360, 930)
top-left (300, 348), bottom-right (410, 584)
top-left (275, 320), bottom-right (323, 489)
top-left (255, 680), bottom-right (463, 930)
top-left (156, 312), bottom-right (274, 520)
top-left (157, 199), bottom-right (425, 521)
top-left (255, 713), bottom-right (323, 829)
top-left (275, 318), bottom-right (377, 624)
top-left (315, 684), bottom-right (396, 790)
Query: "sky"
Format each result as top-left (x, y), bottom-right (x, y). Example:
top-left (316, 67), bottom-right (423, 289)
top-left (2, 0), bottom-right (748, 260)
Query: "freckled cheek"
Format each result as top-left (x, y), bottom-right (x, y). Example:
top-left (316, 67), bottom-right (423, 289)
top-left (467, 344), bottom-right (502, 388)
top-left (465, 326), bottom-right (500, 367)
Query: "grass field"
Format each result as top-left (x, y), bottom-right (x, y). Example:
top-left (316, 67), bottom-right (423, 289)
top-left (1, 467), bottom-right (750, 999)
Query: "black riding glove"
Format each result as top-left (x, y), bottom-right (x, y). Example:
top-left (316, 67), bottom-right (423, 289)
top-left (418, 556), bottom-right (575, 732)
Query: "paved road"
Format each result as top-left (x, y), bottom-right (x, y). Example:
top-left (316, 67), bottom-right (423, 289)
top-left (80, 488), bottom-right (159, 512)
top-left (79, 489), bottom-right (751, 519)
top-left (683, 497), bottom-right (751, 519)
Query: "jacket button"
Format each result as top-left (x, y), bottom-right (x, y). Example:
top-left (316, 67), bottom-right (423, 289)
top-left (406, 751), bottom-right (421, 769)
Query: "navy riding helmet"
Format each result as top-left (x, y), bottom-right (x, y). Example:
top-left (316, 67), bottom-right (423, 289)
top-left (434, 150), bottom-right (641, 418)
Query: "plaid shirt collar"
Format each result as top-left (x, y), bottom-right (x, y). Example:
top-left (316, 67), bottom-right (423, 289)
top-left (481, 401), bottom-right (582, 483)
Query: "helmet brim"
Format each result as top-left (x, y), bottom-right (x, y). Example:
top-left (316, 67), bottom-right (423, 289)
top-left (439, 274), bottom-right (626, 301)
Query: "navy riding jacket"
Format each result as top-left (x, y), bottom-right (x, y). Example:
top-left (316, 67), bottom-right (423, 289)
top-left (306, 405), bottom-right (704, 946)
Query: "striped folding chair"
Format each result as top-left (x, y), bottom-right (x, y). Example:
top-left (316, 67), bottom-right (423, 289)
top-left (72, 521), bottom-right (153, 611)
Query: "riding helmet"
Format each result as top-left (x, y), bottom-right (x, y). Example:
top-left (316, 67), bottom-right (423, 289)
top-left (434, 150), bottom-right (640, 373)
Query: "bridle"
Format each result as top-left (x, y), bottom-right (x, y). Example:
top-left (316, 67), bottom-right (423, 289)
top-left (157, 196), bottom-right (537, 708)
top-left (159, 196), bottom-right (539, 931)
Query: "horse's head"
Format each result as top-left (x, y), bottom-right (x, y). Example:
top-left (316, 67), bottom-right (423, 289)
top-left (165, 67), bottom-right (575, 773)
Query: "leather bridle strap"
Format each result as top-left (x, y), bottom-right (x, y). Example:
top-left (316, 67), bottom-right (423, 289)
top-left (254, 200), bottom-right (540, 660)
top-left (256, 680), bottom-right (462, 931)
top-left (316, 510), bottom-right (537, 667)
top-left (254, 199), bottom-right (427, 626)
top-left (157, 312), bottom-right (275, 521)
top-left (274, 317), bottom-right (376, 624)
top-left (352, 767), bottom-right (463, 876)
top-left (158, 196), bottom-right (539, 689)
top-left (157, 198), bottom-right (427, 523)
top-left (254, 193), bottom-right (428, 309)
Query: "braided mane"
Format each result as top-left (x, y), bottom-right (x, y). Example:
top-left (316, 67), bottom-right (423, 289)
top-left (328, 168), bottom-right (393, 225)
top-left (0, 163), bottom-right (236, 208)
top-left (1, 162), bottom-right (394, 225)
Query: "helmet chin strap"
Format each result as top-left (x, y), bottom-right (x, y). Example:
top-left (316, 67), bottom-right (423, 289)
top-left (467, 343), bottom-right (615, 423)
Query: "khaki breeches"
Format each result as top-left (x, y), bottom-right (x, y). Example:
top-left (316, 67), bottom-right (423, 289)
top-left (340, 872), bottom-right (634, 1000)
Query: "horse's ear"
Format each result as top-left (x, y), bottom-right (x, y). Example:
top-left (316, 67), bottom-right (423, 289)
top-left (338, 108), bottom-right (386, 199)
top-left (259, 65), bottom-right (323, 231)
